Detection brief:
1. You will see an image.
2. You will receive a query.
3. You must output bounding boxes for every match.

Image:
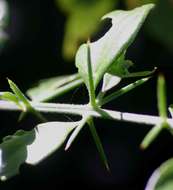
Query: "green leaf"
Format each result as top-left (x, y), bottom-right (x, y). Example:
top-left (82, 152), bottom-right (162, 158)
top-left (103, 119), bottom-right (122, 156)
top-left (0, 92), bottom-right (24, 110)
top-left (0, 121), bottom-right (78, 180)
top-left (26, 121), bottom-right (78, 165)
top-left (88, 118), bottom-right (109, 171)
top-left (107, 51), bottom-right (133, 77)
top-left (56, 0), bottom-right (117, 60)
top-left (0, 129), bottom-right (35, 181)
top-left (75, 4), bottom-right (155, 90)
top-left (26, 74), bottom-right (82, 102)
top-left (109, 51), bottom-right (156, 78)
top-left (145, 158), bottom-right (173, 190)
top-left (7, 79), bottom-right (31, 109)
top-left (102, 73), bottom-right (121, 93)
top-left (7, 79), bottom-right (46, 122)
top-left (140, 124), bottom-right (163, 149)
top-left (65, 116), bottom-right (88, 150)
top-left (169, 105), bottom-right (173, 118)
top-left (101, 51), bottom-right (155, 93)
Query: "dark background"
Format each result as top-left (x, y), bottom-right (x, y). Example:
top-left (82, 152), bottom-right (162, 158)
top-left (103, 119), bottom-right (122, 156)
top-left (0, 0), bottom-right (173, 189)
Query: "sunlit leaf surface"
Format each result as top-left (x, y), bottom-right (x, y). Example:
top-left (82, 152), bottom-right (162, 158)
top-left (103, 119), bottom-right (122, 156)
top-left (27, 74), bottom-right (81, 102)
top-left (0, 121), bottom-right (78, 180)
top-left (75, 4), bottom-right (155, 90)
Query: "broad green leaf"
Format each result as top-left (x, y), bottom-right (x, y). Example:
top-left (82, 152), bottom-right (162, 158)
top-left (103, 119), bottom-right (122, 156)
top-left (75, 4), bottom-right (155, 90)
top-left (145, 158), bottom-right (173, 190)
top-left (26, 121), bottom-right (78, 164)
top-left (169, 105), bottom-right (173, 118)
top-left (0, 121), bottom-right (78, 180)
top-left (26, 74), bottom-right (82, 102)
top-left (0, 130), bottom-right (35, 181)
top-left (56, 0), bottom-right (117, 60)
top-left (140, 124), bottom-right (163, 149)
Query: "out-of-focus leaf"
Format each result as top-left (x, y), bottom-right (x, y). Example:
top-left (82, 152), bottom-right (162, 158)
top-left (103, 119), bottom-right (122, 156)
top-left (145, 158), bottom-right (173, 190)
top-left (146, 0), bottom-right (173, 51)
top-left (26, 74), bottom-right (82, 102)
top-left (140, 124), bottom-right (163, 149)
top-left (125, 0), bottom-right (157, 9)
top-left (56, 0), bottom-right (117, 60)
top-left (141, 75), bottom-right (168, 150)
top-left (75, 4), bottom-right (155, 90)
top-left (0, 0), bottom-right (8, 45)
top-left (0, 130), bottom-right (35, 181)
top-left (0, 121), bottom-right (78, 180)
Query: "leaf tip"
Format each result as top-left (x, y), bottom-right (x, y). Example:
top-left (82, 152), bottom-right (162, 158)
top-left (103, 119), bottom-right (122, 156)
top-left (139, 143), bottom-right (147, 150)
top-left (64, 143), bottom-right (70, 151)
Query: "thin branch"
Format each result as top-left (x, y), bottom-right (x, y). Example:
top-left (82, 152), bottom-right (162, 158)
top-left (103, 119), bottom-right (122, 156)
top-left (0, 100), bottom-right (173, 128)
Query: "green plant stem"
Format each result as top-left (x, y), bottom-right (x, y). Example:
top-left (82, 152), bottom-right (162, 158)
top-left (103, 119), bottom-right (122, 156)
top-left (101, 77), bottom-right (149, 106)
top-left (87, 40), bottom-right (97, 108)
top-left (88, 117), bottom-right (110, 171)
top-left (157, 75), bottom-right (167, 120)
top-left (0, 100), bottom-right (173, 128)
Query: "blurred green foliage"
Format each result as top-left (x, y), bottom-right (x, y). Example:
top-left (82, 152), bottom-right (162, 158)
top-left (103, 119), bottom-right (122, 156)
top-left (56, 0), bottom-right (117, 60)
top-left (125, 0), bottom-right (157, 9)
top-left (56, 0), bottom-right (173, 61)
top-left (146, 0), bottom-right (173, 51)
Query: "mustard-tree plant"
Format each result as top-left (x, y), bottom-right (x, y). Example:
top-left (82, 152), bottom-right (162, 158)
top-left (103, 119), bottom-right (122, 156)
top-left (0, 4), bottom-right (173, 190)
